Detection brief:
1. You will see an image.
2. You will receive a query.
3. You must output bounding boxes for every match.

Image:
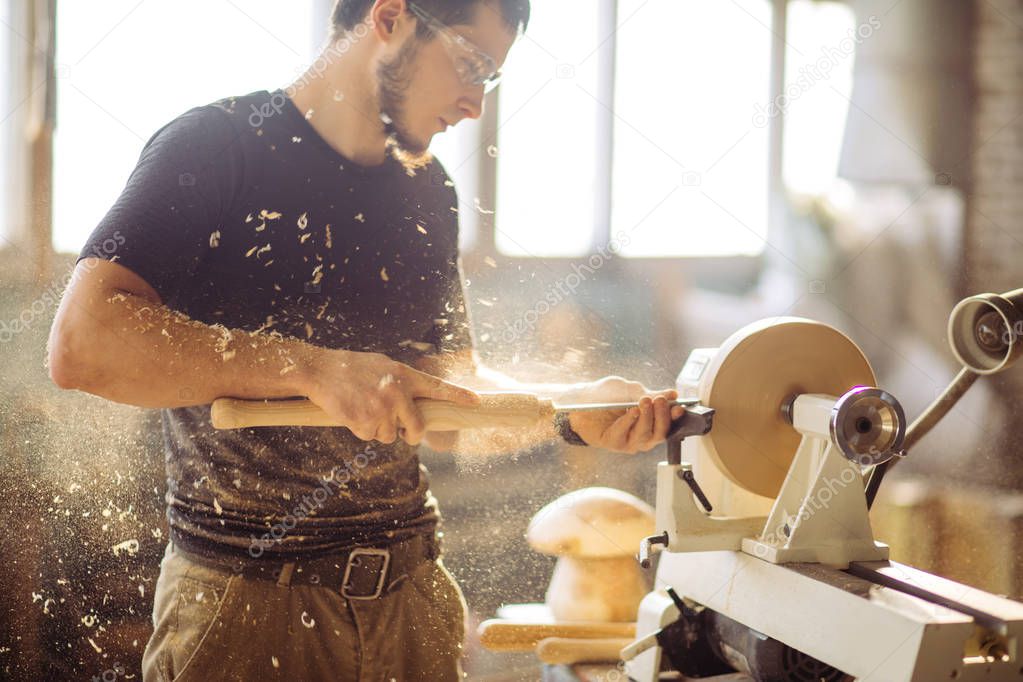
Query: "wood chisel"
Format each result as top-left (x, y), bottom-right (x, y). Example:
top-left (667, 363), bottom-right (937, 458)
top-left (210, 394), bottom-right (703, 432)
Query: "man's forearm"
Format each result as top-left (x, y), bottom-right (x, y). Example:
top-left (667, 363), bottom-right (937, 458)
top-left (50, 291), bottom-right (314, 409)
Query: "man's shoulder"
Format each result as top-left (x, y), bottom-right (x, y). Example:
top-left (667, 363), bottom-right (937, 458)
top-left (144, 97), bottom-right (244, 150)
top-left (155, 91), bottom-right (274, 140)
top-left (137, 91), bottom-right (284, 172)
top-left (206, 90), bottom-right (279, 127)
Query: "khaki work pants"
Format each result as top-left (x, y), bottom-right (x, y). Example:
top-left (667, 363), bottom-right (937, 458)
top-left (141, 542), bottom-right (467, 681)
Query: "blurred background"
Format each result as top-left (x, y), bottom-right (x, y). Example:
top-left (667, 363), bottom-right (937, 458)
top-left (1, 0), bottom-right (1022, 679)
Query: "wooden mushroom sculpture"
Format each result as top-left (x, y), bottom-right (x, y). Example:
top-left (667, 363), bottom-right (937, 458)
top-left (527, 487), bottom-right (655, 623)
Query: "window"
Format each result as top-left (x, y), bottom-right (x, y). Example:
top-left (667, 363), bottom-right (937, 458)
top-left (612, 0), bottom-right (771, 257)
top-left (53, 0), bottom-right (323, 253)
top-left (491, 0), bottom-right (771, 258)
top-left (493, 0), bottom-right (602, 257)
top-left (484, 0), bottom-right (855, 259)
top-left (782, 0), bottom-right (856, 197)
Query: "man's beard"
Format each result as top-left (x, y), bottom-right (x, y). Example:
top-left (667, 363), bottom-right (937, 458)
top-left (377, 40), bottom-right (433, 170)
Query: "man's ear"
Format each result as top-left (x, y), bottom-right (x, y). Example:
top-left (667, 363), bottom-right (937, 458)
top-left (371, 0), bottom-right (409, 43)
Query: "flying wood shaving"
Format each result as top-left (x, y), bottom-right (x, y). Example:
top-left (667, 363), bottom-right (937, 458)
top-left (297, 212), bottom-right (309, 230)
top-left (209, 231), bottom-right (221, 248)
top-left (253, 316), bottom-right (276, 334)
top-left (213, 325), bottom-right (235, 352)
top-left (380, 267), bottom-right (389, 282)
top-left (354, 213), bottom-right (365, 223)
top-left (111, 538), bottom-right (140, 557)
top-left (398, 339), bottom-right (434, 352)
top-left (417, 224), bottom-right (428, 234)
top-left (325, 225), bottom-right (333, 248)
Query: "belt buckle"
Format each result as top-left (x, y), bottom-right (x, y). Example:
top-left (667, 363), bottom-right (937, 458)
top-left (341, 548), bottom-right (390, 600)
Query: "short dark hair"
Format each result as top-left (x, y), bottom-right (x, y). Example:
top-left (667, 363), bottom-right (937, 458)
top-left (331, 0), bottom-right (530, 39)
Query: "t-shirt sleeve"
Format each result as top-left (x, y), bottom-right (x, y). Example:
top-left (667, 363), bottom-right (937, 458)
top-left (77, 106), bottom-right (244, 306)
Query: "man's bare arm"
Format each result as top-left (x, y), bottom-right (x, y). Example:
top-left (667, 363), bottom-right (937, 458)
top-left (48, 258), bottom-right (314, 407)
top-left (48, 258), bottom-right (477, 443)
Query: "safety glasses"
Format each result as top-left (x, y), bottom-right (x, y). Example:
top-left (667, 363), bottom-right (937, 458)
top-left (408, 2), bottom-right (502, 92)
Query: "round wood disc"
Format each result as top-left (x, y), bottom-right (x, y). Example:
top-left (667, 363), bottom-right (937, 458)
top-left (698, 317), bottom-right (875, 498)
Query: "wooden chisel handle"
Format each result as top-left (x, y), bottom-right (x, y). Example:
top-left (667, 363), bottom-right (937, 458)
top-left (535, 637), bottom-right (635, 665)
top-left (476, 620), bottom-right (637, 652)
top-left (210, 393), bottom-right (555, 431)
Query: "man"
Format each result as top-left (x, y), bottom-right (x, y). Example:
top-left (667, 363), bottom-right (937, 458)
top-left (48, 0), bottom-right (684, 679)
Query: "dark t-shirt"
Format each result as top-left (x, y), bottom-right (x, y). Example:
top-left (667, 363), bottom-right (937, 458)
top-left (78, 90), bottom-right (472, 560)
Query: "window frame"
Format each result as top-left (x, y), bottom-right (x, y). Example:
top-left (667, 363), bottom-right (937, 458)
top-left (461, 0), bottom-right (789, 285)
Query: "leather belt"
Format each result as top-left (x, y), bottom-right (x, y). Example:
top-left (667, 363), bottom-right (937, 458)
top-left (174, 533), bottom-right (439, 599)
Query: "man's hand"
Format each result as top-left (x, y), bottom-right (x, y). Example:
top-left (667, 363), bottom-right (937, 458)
top-left (562, 376), bottom-right (685, 454)
top-left (298, 348), bottom-right (479, 445)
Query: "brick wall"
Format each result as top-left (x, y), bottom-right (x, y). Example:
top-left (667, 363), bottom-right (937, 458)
top-left (969, 0), bottom-right (1023, 294)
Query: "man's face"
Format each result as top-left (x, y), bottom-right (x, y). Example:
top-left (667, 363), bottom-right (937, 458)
top-left (377, 2), bottom-right (517, 159)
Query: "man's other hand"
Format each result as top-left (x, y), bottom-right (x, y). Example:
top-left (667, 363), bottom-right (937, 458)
top-left (562, 376), bottom-right (685, 454)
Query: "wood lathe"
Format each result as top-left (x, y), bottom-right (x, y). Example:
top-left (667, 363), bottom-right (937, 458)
top-left (622, 290), bottom-right (1023, 681)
